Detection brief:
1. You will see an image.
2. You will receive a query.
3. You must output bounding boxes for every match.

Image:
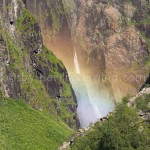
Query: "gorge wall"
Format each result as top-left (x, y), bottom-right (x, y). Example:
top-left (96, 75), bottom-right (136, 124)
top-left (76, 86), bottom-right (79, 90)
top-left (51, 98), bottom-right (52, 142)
top-left (0, 1), bottom-right (150, 149)
top-left (25, 0), bottom-right (150, 126)
top-left (0, 0), bottom-right (150, 128)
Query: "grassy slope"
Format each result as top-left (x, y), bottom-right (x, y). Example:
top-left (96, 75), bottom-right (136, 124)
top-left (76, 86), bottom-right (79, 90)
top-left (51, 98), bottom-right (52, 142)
top-left (0, 6), bottom-right (77, 128)
top-left (0, 98), bottom-right (72, 150)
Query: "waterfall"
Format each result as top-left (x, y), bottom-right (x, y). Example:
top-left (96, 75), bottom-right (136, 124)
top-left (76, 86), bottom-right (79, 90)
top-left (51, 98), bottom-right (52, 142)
top-left (74, 51), bottom-right (80, 74)
top-left (69, 51), bottom-right (115, 127)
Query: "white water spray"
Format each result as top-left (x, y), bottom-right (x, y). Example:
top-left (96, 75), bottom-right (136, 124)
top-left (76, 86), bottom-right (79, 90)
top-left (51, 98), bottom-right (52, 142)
top-left (74, 51), bottom-right (80, 75)
top-left (69, 51), bottom-right (115, 127)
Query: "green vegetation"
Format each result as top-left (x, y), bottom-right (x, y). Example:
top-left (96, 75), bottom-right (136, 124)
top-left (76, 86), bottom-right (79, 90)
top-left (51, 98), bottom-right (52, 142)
top-left (0, 97), bottom-right (72, 150)
top-left (16, 8), bottom-right (37, 32)
top-left (71, 100), bottom-right (150, 150)
top-left (38, 46), bottom-right (73, 98)
top-left (0, 5), bottom-right (77, 129)
top-left (2, 1), bottom-right (150, 150)
top-left (136, 94), bottom-right (150, 113)
top-left (32, 0), bottom-right (75, 33)
top-left (50, 8), bottom-right (61, 32)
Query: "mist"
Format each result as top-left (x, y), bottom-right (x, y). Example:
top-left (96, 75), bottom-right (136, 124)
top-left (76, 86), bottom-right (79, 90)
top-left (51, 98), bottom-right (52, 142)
top-left (68, 52), bottom-right (115, 128)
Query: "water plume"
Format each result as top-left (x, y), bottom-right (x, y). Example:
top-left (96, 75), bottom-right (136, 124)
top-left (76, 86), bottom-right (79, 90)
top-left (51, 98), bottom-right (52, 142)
top-left (69, 52), bottom-right (115, 127)
top-left (74, 51), bottom-right (80, 75)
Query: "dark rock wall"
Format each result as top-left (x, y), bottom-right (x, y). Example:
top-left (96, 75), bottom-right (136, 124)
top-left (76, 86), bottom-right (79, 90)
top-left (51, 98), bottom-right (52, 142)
top-left (0, 0), bottom-right (80, 129)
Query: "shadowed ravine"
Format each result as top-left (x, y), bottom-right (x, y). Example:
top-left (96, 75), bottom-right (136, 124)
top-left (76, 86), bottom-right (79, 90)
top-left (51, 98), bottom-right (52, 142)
top-left (1, 0), bottom-right (150, 149)
top-left (39, 31), bottom-right (116, 127)
top-left (25, 0), bottom-right (150, 128)
top-left (40, 26), bottom-right (116, 128)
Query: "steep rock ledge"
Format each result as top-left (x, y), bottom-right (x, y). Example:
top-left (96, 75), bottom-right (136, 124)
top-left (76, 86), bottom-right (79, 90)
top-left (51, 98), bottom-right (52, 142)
top-left (0, 0), bottom-right (79, 129)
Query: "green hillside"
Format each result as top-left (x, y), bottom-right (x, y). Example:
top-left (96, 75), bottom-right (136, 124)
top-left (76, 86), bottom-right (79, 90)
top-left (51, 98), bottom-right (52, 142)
top-left (0, 97), bottom-right (73, 150)
top-left (71, 97), bottom-right (150, 150)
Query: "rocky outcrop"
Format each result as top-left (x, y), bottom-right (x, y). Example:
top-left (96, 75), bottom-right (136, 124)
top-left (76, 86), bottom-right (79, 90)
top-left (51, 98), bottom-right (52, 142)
top-left (127, 87), bottom-right (150, 125)
top-left (0, 0), bottom-right (79, 129)
top-left (26, 0), bottom-right (150, 102)
top-left (128, 87), bottom-right (150, 106)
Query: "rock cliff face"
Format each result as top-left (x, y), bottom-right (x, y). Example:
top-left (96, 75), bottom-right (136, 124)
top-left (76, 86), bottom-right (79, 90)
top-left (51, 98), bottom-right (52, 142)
top-left (0, 0), bottom-right (80, 128)
top-left (1, 0), bottom-right (150, 128)
top-left (26, 0), bottom-right (150, 101)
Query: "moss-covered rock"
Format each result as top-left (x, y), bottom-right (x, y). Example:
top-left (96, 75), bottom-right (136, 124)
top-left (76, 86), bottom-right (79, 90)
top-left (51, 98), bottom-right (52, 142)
top-left (0, 0), bottom-right (79, 129)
